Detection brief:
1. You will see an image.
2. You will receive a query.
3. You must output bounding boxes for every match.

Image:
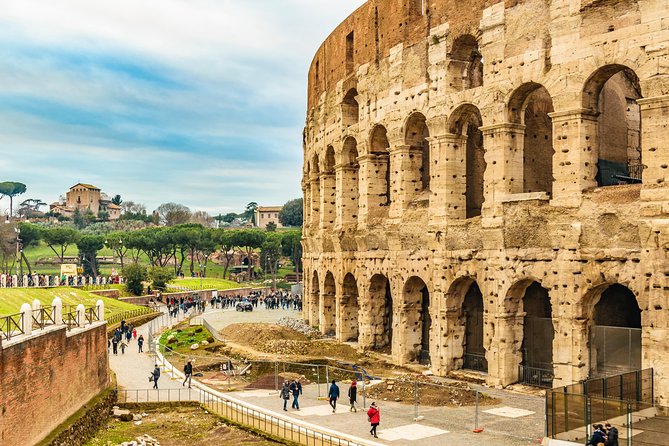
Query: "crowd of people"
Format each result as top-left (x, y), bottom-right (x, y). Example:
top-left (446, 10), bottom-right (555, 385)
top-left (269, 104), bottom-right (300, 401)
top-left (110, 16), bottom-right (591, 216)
top-left (589, 422), bottom-right (619, 446)
top-left (200, 290), bottom-right (302, 311)
top-left (108, 319), bottom-right (144, 355)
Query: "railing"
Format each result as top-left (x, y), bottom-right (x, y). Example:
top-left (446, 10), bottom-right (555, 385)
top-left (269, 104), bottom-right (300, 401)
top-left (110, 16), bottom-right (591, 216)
top-left (117, 388), bottom-right (367, 446)
top-left (63, 311), bottom-right (81, 331)
top-left (519, 365), bottom-right (554, 388)
top-left (0, 313), bottom-right (24, 342)
top-left (463, 353), bottom-right (488, 372)
top-left (107, 307), bottom-right (154, 327)
top-left (31, 306), bottom-right (56, 330)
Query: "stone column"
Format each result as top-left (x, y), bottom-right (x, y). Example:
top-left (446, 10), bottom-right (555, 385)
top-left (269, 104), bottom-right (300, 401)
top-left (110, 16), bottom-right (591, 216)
top-left (96, 300), bottom-right (105, 321)
top-left (490, 313), bottom-right (524, 387)
top-left (20, 303), bottom-right (32, 336)
top-left (319, 172), bottom-right (336, 229)
top-left (638, 95), bottom-right (669, 214)
top-left (52, 297), bottom-right (63, 325)
top-left (549, 109), bottom-right (599, 207)
top-left (302, 182), bottom-right (311, 234)
top-left (309, 173), bottom-right (320, 230)
top-left (433, 133), bottom-right (470, 222)
top-left (389, 145), bottom-right (423, 219)
top-left (357, 154), bottom-right (389, 226)
top-left (480, 123), bottom-right (525, 215)
top-left (335, 164), bottom-right (358, 228)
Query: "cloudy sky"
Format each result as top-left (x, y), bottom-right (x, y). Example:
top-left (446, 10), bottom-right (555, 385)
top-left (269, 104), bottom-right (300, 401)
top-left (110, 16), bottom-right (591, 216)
top-left (0, 0), bottom-right (364, 215)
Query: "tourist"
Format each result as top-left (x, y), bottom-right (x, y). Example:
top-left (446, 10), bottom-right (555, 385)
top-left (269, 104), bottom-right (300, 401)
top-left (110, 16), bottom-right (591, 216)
top-left (111, 337), bottom-right (119, 355)
top-left (605, 422), bottom-right (618, 446)
top-left (152, 365), bottom-right (161, 389)
top-left (280, 382), bottom-right (291, 411)
top-left (348, 380), bottom-right (358, 412)
top-left (367, 402), bottom-right (380, 438)
top-left (137, 334), bottom-right (144, 353)
top-left (290, 379), bottom-right (302, 410)
top-left (120, 340), bottom-right (127, 354)
top-left (183, 360), bottom-right (193, 388)
top-left (328, 380), bottom-right (340, 413)
top-left (588, 424), bottom-right (607, 445)
top-left (132, 327), bottom-right (137, 340)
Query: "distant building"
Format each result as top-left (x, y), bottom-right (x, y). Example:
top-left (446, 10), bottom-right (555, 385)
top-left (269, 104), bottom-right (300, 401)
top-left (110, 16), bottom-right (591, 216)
top-left (49, 183), bottom-right (121, 220)
top-left (255, 206), bottom-right (283, 229)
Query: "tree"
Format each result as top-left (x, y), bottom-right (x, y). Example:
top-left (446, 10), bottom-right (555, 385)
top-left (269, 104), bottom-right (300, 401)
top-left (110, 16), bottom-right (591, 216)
top-left (42, 227), bottom-right (80, 263)
top-left (98, 211), bottom-right (110, 222)
top-left (191, 210), bottom-right (214, 228)
top-left (243, 202), bottom-right (258, 224)
top-left (279, 198), bottom-right (303, 227)
top-left (73, 209), bottom-right (84, 229)
top-left (76, 235), bottom-right (104, 276)
top-left (17, 222), bottom-right (42, 275)
top-left (266, 221), bottom-right (277, 232)
top-left (111, 194), bottom-right (123, 206)
top-left (218, 230), bottom-right (237, 279)
top-left (0, 181), bottom-right (27, 219)
top-left (156, 202), bottom-right (191, 226)
top-left (149, 265), bottom-right (174, 291)
top-left (123, 262), bottom-right (147, 296)
top-left (222, 212), bottom-right (237, 223)
top-left (261, 232), bottom-right (282, 289)
top-left (105, 231), bottom-right (131, 269)
top-left (230, 229), bottom-right (265, 278)
top-left (281, 229), bottom-right (303, 273)
top-left (0, 224), bottom-right (15, 274)
top-left (18, 198), bottom-right (46, 218)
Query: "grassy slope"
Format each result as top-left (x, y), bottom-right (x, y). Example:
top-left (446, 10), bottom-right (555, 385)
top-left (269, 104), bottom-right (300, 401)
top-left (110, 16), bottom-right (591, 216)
top-left (0, 287), bottom-right (144, 317)
top-left (169, 277), bottom-right (243, 290)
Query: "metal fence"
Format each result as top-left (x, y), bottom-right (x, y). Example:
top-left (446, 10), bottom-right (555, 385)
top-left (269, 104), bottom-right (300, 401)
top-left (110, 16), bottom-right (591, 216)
top-left (590, 325), bottom-right (642, 378)
top-left (107, 307), bottom-right (154, 327)
top-left (0, 312), bottom-right (24, 341)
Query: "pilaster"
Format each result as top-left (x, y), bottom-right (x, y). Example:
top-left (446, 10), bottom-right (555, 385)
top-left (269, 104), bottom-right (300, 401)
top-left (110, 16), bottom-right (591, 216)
top-left (389, 145), bottom-right (423, 219)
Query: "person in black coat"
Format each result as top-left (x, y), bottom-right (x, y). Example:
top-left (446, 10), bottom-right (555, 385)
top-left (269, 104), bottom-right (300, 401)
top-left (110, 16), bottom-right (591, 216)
top-left (183, 361), bottom-right (193, 388)
top-left (589, 424), bottom-right (607, 445)
top-left (348, 380), bottom-right (358, 412)
top-left (605, 423), bottom-right (619, 446)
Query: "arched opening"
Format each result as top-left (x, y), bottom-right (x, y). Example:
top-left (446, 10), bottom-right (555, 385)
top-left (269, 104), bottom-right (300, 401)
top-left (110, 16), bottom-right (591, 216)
top-left (370, 125), bottom-right (391, 206)
top-left (310, 154), bottom-right (321, 226)
top-left (450, 105), bottom-right (486, 218)
top-left (448, 34), bottom-right (483, 91)
top-left (340, 273), bottom-right (359, 342)
top-left (583, 65), bottom-right (642, 186)
top-left (405, 113), bottom-right (430, 191)
top-left (590, 284), bottom-right (642, 377)
top-left (509, 83), bottom-right (555, 195)
top-left (310, 271), bottom-right (320, 327)
top-left (463, 282), bottom-right (487, 372)
top-left (340, 137), bottom-right (359, 225)
top-left (342, 89), bottom-right (359, 127)
top-left (321, 147), bottom-right (336, 228)
top-left (519, 282), bottom-right (554, 387)
top-left (321, 271), bottom-right (336, 336)
top-left (369, 274), bottom-right (393, 352)
top-left (401, 276), bottom-right (431, 364)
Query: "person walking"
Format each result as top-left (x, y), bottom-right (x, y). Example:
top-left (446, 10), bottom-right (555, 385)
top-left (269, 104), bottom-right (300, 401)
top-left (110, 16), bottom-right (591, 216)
top-left (152, 365), bottom-right (161, 389)
top-left (120, 340), bottom-right (127, 355)
top-left (280, 382), bottom-right (291, 411)
top-left (137, 334), bottom-right (144, 353)
top-left (328, 380), bottom-right (340, 413)
top-left (183, 361), bottom-right (193, 388)
top-left (605, 422), bottom-right (619, 446)
top-left (348, 380), bottom-right (358, 412)
top-left (290, 379), bottom-right (302, 410)
top-left (111, 337), bottom-right (119, 355)
top-left (588, 424), bottom-right (607, 446)
top-left (367, 402), bottom-right (380, 438)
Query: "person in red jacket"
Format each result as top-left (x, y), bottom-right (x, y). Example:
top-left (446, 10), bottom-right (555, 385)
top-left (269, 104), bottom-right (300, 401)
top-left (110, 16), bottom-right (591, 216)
top-left (367, 402), bottom-right (380, 438)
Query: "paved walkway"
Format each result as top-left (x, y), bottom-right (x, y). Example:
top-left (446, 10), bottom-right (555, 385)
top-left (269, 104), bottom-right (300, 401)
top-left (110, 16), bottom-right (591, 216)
top-left (109, 306), bottom-right (545, 445)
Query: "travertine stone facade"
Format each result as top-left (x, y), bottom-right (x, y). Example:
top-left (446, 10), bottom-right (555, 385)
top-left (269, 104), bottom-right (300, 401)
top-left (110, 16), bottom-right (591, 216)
top-left (302, 0), bottom-right (669, 401)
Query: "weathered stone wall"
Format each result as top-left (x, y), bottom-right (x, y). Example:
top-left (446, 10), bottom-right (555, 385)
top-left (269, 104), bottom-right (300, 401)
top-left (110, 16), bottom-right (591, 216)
top-left (0, 323), bottom-right (109, 446)
top-left (303, 0), bottom-right (669, 402)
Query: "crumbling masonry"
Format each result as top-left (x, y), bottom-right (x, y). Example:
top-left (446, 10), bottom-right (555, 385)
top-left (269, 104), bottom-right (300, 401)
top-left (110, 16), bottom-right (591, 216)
top-left (302, 0), bottom-right (669, 401)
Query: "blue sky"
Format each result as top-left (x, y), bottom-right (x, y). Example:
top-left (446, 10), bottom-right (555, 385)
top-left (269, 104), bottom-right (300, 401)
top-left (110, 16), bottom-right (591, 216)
top-left (0, 0), bottom-right (364, 215)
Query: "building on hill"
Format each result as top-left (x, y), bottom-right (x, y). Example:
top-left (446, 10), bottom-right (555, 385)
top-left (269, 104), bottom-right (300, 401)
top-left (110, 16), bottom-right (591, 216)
top-left (49, 183), bottom-right (121, 220)
top-left (255, 206), bottom-right (283, 229)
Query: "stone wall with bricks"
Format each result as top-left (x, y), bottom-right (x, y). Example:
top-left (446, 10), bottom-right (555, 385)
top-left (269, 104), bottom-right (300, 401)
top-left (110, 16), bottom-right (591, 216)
top-left (0, 322), bottom-right (109, 446)
top-left (303, 0), bottom-right (669, 402)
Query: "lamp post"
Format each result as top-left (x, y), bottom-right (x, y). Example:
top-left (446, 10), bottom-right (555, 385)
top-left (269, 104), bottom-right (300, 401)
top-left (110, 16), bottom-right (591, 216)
top-left (198, 263), bottom-right (203, 290)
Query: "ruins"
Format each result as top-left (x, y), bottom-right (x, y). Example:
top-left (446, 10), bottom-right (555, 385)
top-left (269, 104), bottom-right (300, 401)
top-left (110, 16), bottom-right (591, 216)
top-left (301, 0), bottom-right (669, 400)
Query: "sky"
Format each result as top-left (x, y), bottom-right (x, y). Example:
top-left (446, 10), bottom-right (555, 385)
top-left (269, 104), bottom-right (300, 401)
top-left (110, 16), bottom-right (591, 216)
top-left (0, 0), bottom-right (365, 216)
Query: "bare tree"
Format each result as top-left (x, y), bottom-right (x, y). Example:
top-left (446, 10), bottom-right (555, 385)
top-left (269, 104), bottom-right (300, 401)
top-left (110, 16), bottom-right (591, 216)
top-left (191, 210), bottom-right (214, 228)
top-left (155, 202), bottom-right (191, 226)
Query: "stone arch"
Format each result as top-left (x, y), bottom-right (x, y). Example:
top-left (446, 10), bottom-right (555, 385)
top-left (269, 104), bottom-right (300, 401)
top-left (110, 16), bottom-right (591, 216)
top-left (339, 272), bottom-right (360, 342)
top-left (339, 137), bottom-right (359, 226)
top-left (444, 277), bottom-right (487, 372)
top-left (505, 279), bottom-right (554, 387)
top-left (448, 34), bottom-right (483, 91)
top-left (449, 104), bottom-right (486, 218)
top-left (342, 88), bottom-right (359, 127)
top-left (309, 270), bottom-right (320, 327)
top-left (582, 65), bottom-right (643, 186)
top-left (508, 83), bottom-right (555, 195)
top-left (400, 276), bottom-right (431, 364)
top-left (320, 271), bottom-right (336, 335)
top-left (404, 112), bottom-right (431, 191)
top-left (587, 283), bottom-right (642, 377)
top-left (369, 124), bottom-right (391, 206)
top-left (369, 273), bottom-right (393, 351)
top-left (310, 154), bottom-right (321, 227)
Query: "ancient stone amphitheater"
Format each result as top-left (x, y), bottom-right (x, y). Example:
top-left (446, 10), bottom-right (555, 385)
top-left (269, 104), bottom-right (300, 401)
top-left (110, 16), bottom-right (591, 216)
top-left (301, 0), bottom-right (669, 399)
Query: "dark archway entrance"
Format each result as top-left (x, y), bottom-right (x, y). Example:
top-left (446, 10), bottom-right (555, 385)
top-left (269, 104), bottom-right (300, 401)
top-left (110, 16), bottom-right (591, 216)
top-left (340, 273), bottom-right (359, 342)
top-left (463, 283), bottom-right (487, 372)
top-left (370, 274), bottom-right (393, 353)
top-left (520, 282), bottom-right (554, 387)
top-left (401, 277), bottom-right (431, 364)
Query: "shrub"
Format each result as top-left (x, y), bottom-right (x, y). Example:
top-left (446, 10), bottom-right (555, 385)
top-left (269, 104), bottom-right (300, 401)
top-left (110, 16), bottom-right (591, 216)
top-left (195, 327), bottom-right (203, 333)
top-left (206, 336), bottom-right (215, 343)
top-left (148, 266), bottom-right (175, 291)
top-left (123, 263), bottom-right (147, 296)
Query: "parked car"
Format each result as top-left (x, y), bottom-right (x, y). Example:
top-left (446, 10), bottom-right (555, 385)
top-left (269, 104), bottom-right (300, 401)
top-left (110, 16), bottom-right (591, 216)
top-left (236, 300), bottom-right (253, 312)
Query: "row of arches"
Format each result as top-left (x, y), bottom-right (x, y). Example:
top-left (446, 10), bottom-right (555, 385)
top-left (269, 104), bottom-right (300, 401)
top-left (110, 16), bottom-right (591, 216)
top-left (308, 270), bottom-right (642, 385)
top-left (305, 64), bottom-right (644, 226)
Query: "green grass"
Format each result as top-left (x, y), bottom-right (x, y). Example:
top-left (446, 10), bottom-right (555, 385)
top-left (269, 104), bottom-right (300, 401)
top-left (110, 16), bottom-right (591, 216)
top-left (0, 287), bottom-right (145, 317)
top-left (169, 277), bottom-right (244, 290)
top-left (159, 324), bottom-right (215, 354)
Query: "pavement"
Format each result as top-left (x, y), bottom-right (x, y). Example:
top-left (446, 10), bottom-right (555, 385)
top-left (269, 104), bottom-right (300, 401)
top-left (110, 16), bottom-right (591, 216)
top-left (109, 305), bottom-right (546, 445)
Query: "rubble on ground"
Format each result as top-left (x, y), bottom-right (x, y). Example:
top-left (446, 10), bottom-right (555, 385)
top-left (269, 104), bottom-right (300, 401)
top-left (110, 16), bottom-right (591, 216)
top-left (276, 317), bottom-right (321, 338)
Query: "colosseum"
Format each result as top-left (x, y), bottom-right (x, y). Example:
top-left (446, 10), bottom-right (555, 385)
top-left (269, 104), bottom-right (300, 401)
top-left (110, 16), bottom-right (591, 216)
top-left (302, 0), bottom-right (669, 400)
